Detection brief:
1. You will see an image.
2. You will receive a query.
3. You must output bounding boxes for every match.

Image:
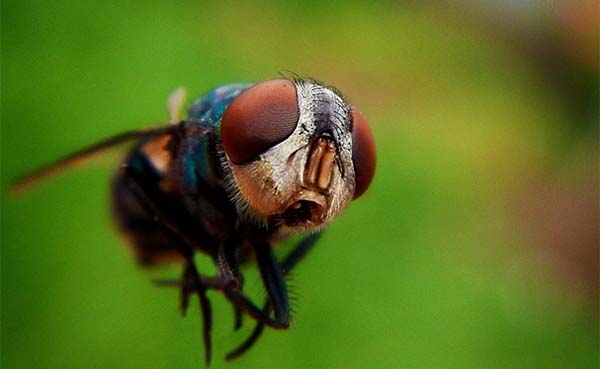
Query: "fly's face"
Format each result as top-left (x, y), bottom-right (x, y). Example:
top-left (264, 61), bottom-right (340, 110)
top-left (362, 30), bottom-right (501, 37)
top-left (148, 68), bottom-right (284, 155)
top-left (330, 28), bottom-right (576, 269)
top-left (221, 79), bottom-right (376, 233)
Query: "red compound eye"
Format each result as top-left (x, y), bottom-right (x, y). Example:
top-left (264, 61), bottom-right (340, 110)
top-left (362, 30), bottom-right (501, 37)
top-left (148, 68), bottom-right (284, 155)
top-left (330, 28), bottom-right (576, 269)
top-left (350, 108), bottom-right (376, 199)
top-left (221, 79), bottom-right (299, 164)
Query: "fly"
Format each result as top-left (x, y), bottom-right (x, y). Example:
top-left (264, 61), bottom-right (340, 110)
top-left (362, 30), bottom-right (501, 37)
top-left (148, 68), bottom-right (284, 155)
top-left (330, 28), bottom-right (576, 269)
top-left (10, 76), bottom-right (377, 365)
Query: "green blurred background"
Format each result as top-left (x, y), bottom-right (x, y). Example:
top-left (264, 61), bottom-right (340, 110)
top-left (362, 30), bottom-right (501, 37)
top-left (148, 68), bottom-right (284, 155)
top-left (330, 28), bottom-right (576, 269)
top-left (2, 1), bottom-right (598, 368)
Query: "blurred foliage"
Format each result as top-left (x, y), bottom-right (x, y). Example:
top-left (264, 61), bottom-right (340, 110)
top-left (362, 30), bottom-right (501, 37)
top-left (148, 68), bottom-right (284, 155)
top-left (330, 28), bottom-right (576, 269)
top-left (1, 1), bottom-right (597, 369)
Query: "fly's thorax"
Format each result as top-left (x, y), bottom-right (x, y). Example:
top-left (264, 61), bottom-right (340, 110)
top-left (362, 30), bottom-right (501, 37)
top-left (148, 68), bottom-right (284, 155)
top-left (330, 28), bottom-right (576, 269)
top-left (221, 80), bottom-right (357, 233)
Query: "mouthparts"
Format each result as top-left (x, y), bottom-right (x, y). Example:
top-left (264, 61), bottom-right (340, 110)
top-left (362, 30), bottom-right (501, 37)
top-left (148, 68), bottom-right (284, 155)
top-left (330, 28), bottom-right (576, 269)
top-left (304, 136), bottom-right (336, 192)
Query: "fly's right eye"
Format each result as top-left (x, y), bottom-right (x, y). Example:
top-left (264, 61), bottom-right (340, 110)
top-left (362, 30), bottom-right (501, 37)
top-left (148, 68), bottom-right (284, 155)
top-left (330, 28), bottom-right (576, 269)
top-left (350, 108), bottom-right (376, 199)
top-left (221, 79), bottom-right (299, 164)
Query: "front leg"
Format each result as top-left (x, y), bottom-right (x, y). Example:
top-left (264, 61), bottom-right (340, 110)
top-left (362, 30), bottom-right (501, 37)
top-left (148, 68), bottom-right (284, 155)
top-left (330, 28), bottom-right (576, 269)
top-left (210, 239), bottom-right (292, 331)
top-left (226, 232), bottom-right (323, 360)
top-left (218, 235), bottom-right (244, 331)
top-left (253, 240), bottom-right (290, 328)
top-left (216, 235), bottom-right (243, 290)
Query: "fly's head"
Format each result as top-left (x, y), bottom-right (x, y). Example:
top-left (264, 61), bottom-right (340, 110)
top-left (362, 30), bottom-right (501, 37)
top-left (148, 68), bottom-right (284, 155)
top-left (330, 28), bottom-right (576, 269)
top-left (220, 78), bottom-right (376, 234)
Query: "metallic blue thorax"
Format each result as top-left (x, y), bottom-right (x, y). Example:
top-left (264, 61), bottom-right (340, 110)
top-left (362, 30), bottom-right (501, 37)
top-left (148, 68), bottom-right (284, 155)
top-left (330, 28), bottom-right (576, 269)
top-left (180, 83), bottom-right (250, 191)
top-left (188, 83), bottom-right (251, 125)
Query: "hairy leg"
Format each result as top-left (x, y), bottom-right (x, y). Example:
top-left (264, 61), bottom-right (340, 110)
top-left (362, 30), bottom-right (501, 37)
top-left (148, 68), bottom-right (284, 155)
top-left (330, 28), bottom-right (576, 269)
top-left (226, 232), bottom-right (323, 360)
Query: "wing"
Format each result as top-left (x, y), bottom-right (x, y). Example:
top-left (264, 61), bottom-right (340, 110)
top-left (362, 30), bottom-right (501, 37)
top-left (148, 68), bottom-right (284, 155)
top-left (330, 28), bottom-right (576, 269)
top-left (9, 124), bottom-right (181, 194)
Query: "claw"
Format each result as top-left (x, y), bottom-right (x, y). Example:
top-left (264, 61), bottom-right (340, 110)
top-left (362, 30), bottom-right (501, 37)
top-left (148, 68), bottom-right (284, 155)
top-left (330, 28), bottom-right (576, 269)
top-left (233, 305), bottom-right (243, 331)
top-left (182, 262), bottom-right (200, 316)
top-left (225, 320), bottom-right (265, 361)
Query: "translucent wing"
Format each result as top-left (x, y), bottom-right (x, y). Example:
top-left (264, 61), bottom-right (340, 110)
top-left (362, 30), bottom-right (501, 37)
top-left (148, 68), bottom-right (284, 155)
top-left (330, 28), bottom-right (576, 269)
top-left (167, 87), bottom-right (188, 124)
top-left (9, 124), bottom-right (180, 194)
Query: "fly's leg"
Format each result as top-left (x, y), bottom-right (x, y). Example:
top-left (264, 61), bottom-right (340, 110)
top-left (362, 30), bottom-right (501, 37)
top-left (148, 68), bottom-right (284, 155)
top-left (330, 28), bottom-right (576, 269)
top-left (253, 240), bottom-right (289, 327)
top-left (216, 235), bottom-right (243, 290)
top-left (153, 275), bottom-right (288, 328)
top-left (153, 264), bottom-right (297, 329)
top-left (213, 235), bottom-right (298, 333)
top-left (225, 319), bottom-right (265, 361)
top-left (181, 259), bottom-right (213, 366)
top-left (218, 236), bottom-right (245, 330)
top-left (233, 305), bottom-right (243, 331)
top-left (220, 238), bottom-right (300, 330)
top-left (226, 232), bottom-right (323, 360)
top-left (156, 257), bottom-right (216, 366)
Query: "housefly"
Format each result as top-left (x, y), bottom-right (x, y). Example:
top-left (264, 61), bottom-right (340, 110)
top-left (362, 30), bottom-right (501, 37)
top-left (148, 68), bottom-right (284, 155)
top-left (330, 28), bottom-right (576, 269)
top-left (11, 76), bottom-right (376, 365)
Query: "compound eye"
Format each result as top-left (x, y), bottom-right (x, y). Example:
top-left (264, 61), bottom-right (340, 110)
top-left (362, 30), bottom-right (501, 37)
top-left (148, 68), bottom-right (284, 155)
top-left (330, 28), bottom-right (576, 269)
top-left (351, 108), bottom-right (376, 199)
top-left (221, 79), bottom-right (299, 164)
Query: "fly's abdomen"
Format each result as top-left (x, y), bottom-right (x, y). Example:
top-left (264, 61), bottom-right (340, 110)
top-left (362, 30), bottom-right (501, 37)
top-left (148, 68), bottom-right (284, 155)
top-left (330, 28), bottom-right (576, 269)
top-left (111, 141), bottom-right (184, 265)
top-left (112, 174), bottom-right (181, 265)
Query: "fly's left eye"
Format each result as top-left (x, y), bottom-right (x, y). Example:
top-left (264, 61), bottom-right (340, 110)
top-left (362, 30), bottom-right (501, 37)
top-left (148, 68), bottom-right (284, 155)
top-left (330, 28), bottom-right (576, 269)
top-left (351, 108), bottom-right (376, 199)
top-left (221, 79), bottom-right (299, 164)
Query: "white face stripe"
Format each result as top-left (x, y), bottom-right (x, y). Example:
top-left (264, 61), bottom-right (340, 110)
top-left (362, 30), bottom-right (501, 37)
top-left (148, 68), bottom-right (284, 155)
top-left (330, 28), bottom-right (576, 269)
top-left (261, 81), bottom-right (355, 194)
top-left (295, 81), bottom-right (354, 174)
